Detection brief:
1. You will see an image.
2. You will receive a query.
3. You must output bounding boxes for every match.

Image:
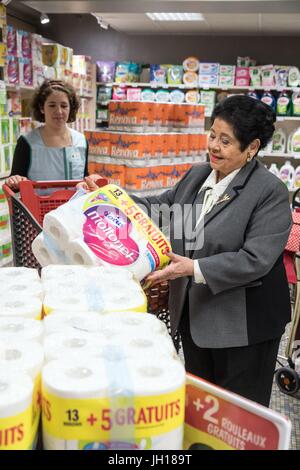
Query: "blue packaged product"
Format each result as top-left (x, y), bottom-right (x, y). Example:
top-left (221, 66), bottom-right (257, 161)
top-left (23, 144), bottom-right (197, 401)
top-left (150, 64), bottom-right (167, 84)
top-left (261, 92), bottom-right (276, 112)
top-left (128, 62), bottom-right (142, 82)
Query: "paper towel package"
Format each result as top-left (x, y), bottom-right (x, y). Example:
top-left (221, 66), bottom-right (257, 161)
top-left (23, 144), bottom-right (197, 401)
top-left (0, 317), bottom-right (44, 343)
top-left (38, 184), bottom-right (171, 281)
top-left (0, 339), bottom-right (44, 380)
top-left (42, 355), bottom-right (185, 450)
top-left (41, 265), bottom-right (147, 315)
top-left (0, 367), bottom-right (36, 450)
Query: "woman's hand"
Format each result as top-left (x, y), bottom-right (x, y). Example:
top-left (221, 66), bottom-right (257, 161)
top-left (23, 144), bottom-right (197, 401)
top-left (145, 252), bottom-right (194, 287)
top-left (5, 175), bottom-right (28, 191)
top-left (76, 174), bottom-right (104, 192)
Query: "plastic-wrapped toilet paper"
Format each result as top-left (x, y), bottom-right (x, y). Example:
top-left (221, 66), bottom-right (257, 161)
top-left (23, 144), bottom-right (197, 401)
top-left (0, 297), bottom-right (43, 320)
top-left (41, 184), bottom-right (171, 281)
top-left (43, 312), bottom-right (104, 336)
top-left (0, 367), bottom-right (35, 450)
top-left (42, 355), bottom-right (185, 450)
top-left (41, 265), bottom-right (147, 315)
top-left (0, 267), bottom-right (40, 283)
top-left (0, 317), bottom-right (44, 343)
top-left (0, 340), bottom-right (44, 379)
top-left (41, 264), bottom-right (88, 282)
top-left (32, 232), bottom-right (69, 267)
top-left (43, 331), bottom-right (109, 362)
top-left (101, 312), bottom-right (169, 337)
top-left (0, 280), bottom-right (44, 301)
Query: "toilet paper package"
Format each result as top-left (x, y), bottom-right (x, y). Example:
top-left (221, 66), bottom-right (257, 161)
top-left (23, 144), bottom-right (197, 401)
top-left (32, 232), bottom-right (70, 267)
top-left (41, 184), bottom-right (171, 281)
top-left (0, 297), bottom-right (43, 320)
top-left (101, 311), bottom-right (169, 337)
top-left (42, 355), bottom-right (185, 450)
top-left (0, 317), bottom-right (44, 343)
top-left (41, 265), bottom-right (147, 315)
top-left (0, 267), bottom-right (40, 283)
top-left (0, 340), bottom-right (44, 380)
top-left (43, 311), bottom-right (104, 336)
top-left (0, 368), bottom-right (37, 450)
top-left (0, 279), bottom-right (44, 301)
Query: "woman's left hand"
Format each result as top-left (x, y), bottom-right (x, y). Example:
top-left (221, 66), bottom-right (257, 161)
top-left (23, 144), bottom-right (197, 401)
top-left (145, 252), bottom-right (194, 287)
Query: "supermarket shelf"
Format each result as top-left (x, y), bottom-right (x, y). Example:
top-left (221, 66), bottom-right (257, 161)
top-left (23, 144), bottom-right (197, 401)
top-left (259, 152), bottom-right (300, 159)
top-left (96, 82), bottom-right (300, 93)
top-left (6, 84), bottom-right (35, 92)
top-left (276, 116), bottom-right (300, 121)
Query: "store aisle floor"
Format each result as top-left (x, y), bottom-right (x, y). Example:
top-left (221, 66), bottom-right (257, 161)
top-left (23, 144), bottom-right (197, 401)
top-left (270, 324), bottom-right (300, 450)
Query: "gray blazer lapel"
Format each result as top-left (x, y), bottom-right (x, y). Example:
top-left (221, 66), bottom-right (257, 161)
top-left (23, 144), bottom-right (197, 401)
top-left (203, 159), bottom-right (258, 227)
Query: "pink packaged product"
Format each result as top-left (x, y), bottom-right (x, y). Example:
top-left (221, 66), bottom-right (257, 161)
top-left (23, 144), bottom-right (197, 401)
top-left (112, 86), bottom-right (127, 100)
top-left (235, 77), bottom-right (250, 87)
top-left (126, 87), bottom-right (142, 101)
top-left (19, 58), bottom-right (33, 86)
top-left (7, 56), bottom-right (19, 85)
top-left (7, 26), bottom-right (17, 56)
top-left (18, 30), bottom-right (32, 59)
top-left (235, 67), bottom-right (250, 78)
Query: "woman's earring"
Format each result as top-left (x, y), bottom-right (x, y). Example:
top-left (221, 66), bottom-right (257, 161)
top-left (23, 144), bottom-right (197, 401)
top-left (246, 153), bottom-right (252, 162)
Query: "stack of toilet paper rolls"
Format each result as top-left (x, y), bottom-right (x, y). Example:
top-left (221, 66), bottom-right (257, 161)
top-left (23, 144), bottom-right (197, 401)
top-left (0, 267), bottom-right (43, 319)
top-left (41, 310), bottom-right (185, 450)
top-left (32, 184), bottom-right (171, 281)
top-left (41, 265), bottom-right (147, 315)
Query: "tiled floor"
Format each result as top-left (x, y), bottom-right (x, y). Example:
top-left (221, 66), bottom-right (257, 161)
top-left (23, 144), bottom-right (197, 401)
top-left (270, 324), bottom-right (300, 450)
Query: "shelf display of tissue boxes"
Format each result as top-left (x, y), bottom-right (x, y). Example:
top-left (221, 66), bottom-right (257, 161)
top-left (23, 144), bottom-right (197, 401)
top-left (33, 184), bottom-right (171, 281)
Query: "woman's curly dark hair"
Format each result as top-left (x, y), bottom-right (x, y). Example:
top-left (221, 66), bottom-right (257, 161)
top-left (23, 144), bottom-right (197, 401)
top-left (31, 80), bottom-right (80, 123)
top-left (211, 95), bottom-right (276, 154)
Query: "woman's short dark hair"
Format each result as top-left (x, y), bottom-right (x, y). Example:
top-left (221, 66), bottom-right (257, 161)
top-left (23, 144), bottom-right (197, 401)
top-left (31, 80), bottom-right (80, 123)
top-left (211, 95), bottom-right (276, 152)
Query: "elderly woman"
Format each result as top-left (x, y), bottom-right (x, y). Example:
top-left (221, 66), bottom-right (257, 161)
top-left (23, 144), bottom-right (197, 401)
top-left (83, 95), bottom-right (292, 406)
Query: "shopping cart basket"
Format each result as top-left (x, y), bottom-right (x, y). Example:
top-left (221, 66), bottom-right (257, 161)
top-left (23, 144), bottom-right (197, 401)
top-left (3, 179), bottom-right (179, 349)
top-left (275, 187), bottom-right (300, 396)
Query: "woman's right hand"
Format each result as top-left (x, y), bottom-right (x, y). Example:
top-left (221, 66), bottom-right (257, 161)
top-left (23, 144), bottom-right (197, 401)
top-left (5, 175), bottom-right (28, 191)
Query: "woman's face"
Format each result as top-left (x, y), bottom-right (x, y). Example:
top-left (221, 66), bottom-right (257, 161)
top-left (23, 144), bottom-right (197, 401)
top-left (208, 117), bottom-right (258, 179)
top-left (41, 90), bottom-right (70, 127)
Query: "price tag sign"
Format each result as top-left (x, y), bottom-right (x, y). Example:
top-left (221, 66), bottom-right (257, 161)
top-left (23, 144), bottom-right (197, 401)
top-left (184, 374), bottom-right (291, 450)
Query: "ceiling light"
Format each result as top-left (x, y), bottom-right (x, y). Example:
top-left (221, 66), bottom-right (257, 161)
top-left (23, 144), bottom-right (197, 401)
top-left (146, 12), bottom-right (205, 21)
top-left (40, 13), bottom-right (50, 25)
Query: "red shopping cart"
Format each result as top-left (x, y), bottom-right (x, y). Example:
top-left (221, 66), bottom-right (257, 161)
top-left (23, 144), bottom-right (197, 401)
top-left (3, 179), bottom-right (178, 348)
top-left (275, 188), bottom-right (300, 396)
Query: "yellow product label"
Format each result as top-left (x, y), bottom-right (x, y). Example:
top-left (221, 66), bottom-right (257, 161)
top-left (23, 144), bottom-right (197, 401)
top-left (42, 386), bottom-right (185, 441)
top-left (0, 375), bottom-right (40, 451)
top-left (83, 185), bottom-right (171, 271)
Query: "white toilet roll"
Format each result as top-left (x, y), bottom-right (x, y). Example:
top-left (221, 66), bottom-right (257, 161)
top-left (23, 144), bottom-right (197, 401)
top-left (0, 297), bottom-right (43, 319)
top-left (41, 264), bottom-right (88, 282)
top-left (101, 312), bottom-right (169, 337)
top-left (0, 367), bottom-right (36, 450)
top-left (0, 267), bottom-right (40, 283)
top-left (0, 280), bottom-right (44, 301)
top-left (43, 312), bottom-right (104, 336)
top-left (0, 367), bottom-right (33, 419)
top-left (0, 317), bottom-right (44, 343)
top-left (43, 197), bottom-right (86, 246)
top-left (67, 238), bottom-right (102, 266)
top-left (43, 330), bottom-right (108, 362)
top-left (43, 291), bottom-right (105, 314)
top-left (42, 355), bottom-right (185, 450)
top-left (32, 232), bottom-right (69, 267)
top-left (103, 332), bottom-right (177, 360)
top-left (0, 340), bottom-right (44, 379)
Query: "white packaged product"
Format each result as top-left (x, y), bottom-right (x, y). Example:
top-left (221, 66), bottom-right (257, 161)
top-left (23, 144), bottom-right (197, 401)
top-left (0, 368), bottom-right (35, 450)
top-left (0, 297), bottom-right (43, 319)
top-left (0, 267), bottom-right (40, 283)
top-left (38, 185), bottom-right (171, 282)
top-left (43, 330), bottom-right (109, 362)
top-left (43, 311), bottom-right (104, 336)
top-left (42, 355), bottom-right (185, 450)
top-left (0, 340), bottom-right (44, 379)
top-left (101, 311), bottom-right (169, 337)
top-left (0, 280), bottom-right (44, 300)
top-left (0, 317), bottom-right (44, 343)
